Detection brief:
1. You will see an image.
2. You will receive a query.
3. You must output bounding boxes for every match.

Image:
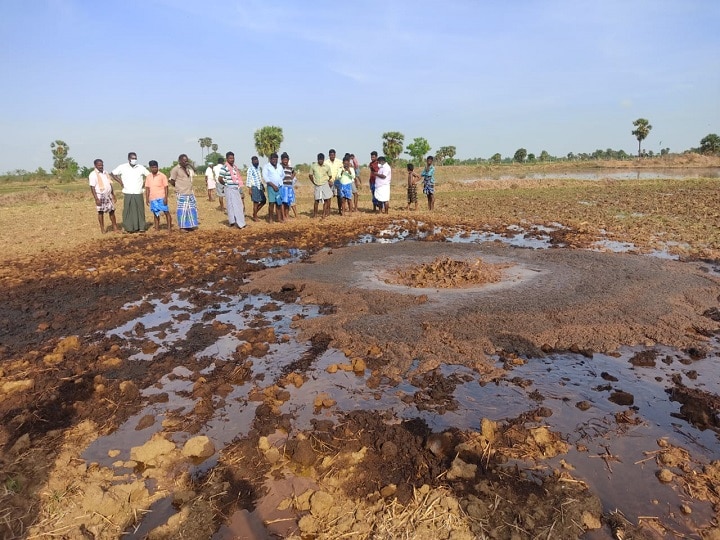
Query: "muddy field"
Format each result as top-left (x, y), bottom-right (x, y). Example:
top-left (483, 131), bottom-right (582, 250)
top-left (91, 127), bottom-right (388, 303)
top-left (2, 177), bottom-right (720, 539)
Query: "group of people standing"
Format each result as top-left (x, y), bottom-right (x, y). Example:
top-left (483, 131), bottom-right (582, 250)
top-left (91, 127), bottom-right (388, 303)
top-left (88, 152), bottom-right (198, 233)
top-left (88, 149), bottom-right (437, 234)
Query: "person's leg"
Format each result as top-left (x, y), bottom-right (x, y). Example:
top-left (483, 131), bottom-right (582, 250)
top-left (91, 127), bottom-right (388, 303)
top-left (268, 202), bottom-right (275, 223)
top-left (154, 214), bottom-right (160, 230)
top-left (207, 189), bottom-right (213, 202)
top-left (109, 211), bottom-right (119, 232)
top-left (219, 196), bottom-right (225, 211)
top-left (97, 212), bottom-right (105, 233)
top-left (313, 199), bottom-right (319, 218)
top-left (165, 211), bottom-right (172, 230)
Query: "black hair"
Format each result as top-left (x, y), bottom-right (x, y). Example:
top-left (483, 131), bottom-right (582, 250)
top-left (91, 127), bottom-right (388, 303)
top-left (225, 151), bottom-right (234, 158)
top-left (317, 153), bottom-right (325, 159)
top-left (93, 158), bottom-right (103, 166)
top-left (371, 151), bottom-right (378, 157)
top-left (128, 152), bottom-right (137, 159)
top-left (329, 149), bottom-right (336, 154)
top-left (270, 152), bottom-right (279, 159)
top-left (407, 163), bottom-right (414, 170)
top-left (149, 160), bottom-right (158, 167)
top-left (280, 152), bottom-right (289, 159)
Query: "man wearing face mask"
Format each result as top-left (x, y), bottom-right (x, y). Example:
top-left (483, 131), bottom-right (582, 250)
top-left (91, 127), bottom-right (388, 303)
top-left (111, 152), bottom-right (150, 233)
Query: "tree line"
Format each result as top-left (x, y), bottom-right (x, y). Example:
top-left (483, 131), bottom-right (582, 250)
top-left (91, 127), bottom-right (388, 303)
top-left (3, 120), bottom-right (720, 179)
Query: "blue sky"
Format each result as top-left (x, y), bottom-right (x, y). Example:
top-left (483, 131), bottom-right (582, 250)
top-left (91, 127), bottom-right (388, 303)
top-left (1, 0), bottom-right (718, 172)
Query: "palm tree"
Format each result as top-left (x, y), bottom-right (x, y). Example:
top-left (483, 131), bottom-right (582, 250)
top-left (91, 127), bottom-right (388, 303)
top-left (631, 118), bottom-right (652, 157)
top-left (211, 143), bottom-right (218, 153)
top-left (253, 126), bottom-right (284, 158)
top-left (381, 132), bottom-right (405, 162)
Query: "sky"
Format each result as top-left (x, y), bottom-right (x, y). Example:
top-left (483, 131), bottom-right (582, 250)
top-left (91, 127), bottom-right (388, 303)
top-left (1, 0), bottom-right (718, 172)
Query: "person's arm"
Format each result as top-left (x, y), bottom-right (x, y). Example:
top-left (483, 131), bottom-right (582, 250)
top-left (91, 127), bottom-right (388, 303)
top-left (164, 185), bottom-right (168, 205)
top-left (145, 185), bottom-right (150, 205)
top-left (89, 184), bottom-right (100, 205)
top-left (169, 169), bottom-right (176, 187)
top-left (109, 171), bottom-right (124, 189)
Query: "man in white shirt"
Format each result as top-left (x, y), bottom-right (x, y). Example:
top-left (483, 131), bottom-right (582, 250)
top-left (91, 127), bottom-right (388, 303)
top-left (204, 162), bottom-right (216, 203)
top-left (88, 158), bottom-right (119, 233)
top-left (110, 152), bottom-right (150, 232)
top-left (374, 156), bottom-right (392, 214)
top-left (212, 157), bottom-right (225, 211)
top-left (262, 152), bottom-right (284, 223)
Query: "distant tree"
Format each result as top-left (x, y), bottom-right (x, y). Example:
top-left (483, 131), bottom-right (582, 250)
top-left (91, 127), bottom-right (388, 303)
top-left (566, 152), bottom-right (575, 161)
top-left (631, 118), bottom-right (652, 157)
top-left (617, 150), bottom-right (629, 160)
top-left (205, 151), bottom-right (223, 167)
top-left (539, 150), bottom-right (550, 162)
top-left (79, 165), bottom-right (93, 178)
top-left (211, 143), bottom-right (218, 153)
top-left (382, 131), bottom-right (405, 162)
top-left (490, 153), bottom-right (502, 164)
top-left (700, 133), bottom-right (720, 155)
top-left (513, 148), bottom-right (527, 163)
top-left (36, 166), bottom-right (47, 176)
top-left (50, 139), bottom-right (79, 180)
top-left (527, 153), bottom-right (536, 162)
top-left (660, 147), bottom-right (670, 157)
top-left (434, 145), bottom-right (456, 165)
top-left (254, 126), bottom-right (284, 158)
top-left (405, 137), bottom-right (431, 164)
top-left (50, 139), bottom-right (70, 174)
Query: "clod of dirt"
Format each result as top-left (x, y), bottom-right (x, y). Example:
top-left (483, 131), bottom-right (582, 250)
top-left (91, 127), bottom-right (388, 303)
top-left (182, 435), bottom-right (216, 459)
top-left (609, 390), bottom-right (635, 406)
top-left (629, 349), bottom-right (658, 367)
top-left (385, 256), bottom-right (510, 288)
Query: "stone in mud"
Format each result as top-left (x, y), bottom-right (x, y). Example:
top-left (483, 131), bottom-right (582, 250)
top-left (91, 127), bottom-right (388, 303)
top-left (43, 352), bottom-right (64, 366)
top-left (292, 438), bottom-right (317, 467)
top-left (481, 418), bottom-right (497, 442)
top-left (351, 357), bottom-right (367, 373)
top-left (309, 490), bottom-right (335, 516)
top-left (326, 364), bottom-right (339, 373)
top-left (135, 414), bottom-right (155, 430)
top-left (381, 440), bottom-right (398, 458)
top-left (182, 436), bottom-right (215, 459)
top-left (609, 390), bottom-right (634, 406)
top-left (576, 400), bottom-right (592, 411)
top-left (130, 434), bottom-right (175, 465)
top-left (55, 335), bottom-right (80, 354)
top-left (119, 380), bottom-right (139, 399)
top-left (10, 433), bottom-right (30, 455)
top-left (380, 484), bottom-right (397, 498)
top-left (582, 511), bottom-right (601, 529)
top-left (656, 468), bottom-right (674, 483)
top-left (1, 378), bottom-right (34, 396)
top-left (446, 457), bottom-right (477, 480)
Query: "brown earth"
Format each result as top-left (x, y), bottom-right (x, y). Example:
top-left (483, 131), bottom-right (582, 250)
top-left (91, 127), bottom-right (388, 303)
top-left (2, 179), bottom-right (720, 538)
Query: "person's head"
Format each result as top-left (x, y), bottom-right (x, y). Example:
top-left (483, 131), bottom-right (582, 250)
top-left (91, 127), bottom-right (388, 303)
top-left (329, 149), bottom-right (336, 160)
top-left (343, 156), bottom-right (351, 168)
top-left (178, 154), bottom-right (189, 166)
top-left (426, 155), bottom-right (434, 165)
top-left (270, 152), bottom-right (279, 166)
top-left (148, 160), bottom-right (159, 173)
top-left (407, 163), bottom-right (414, 171)
top-left (280, 152), bottom-right (289, 166)
top-left (350, 153), bottom-right (355, 159)
top-left (93, 158), bottom-right (103, 171)
top-left (128, 152), bottom-right (138, 166)
top-left (317, 152), bottom-right (325, 165)
top-left (378, 156), bottom-right (387, 164)
top-left (251, 156), bottom-right (259, 167)
top-left (225, 151), bottom-right (235, 165)
top-left (370, 151), bottom-right (378, 162)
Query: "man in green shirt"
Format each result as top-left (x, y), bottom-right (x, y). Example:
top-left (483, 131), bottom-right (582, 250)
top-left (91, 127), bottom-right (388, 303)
top-left (308, 153), bottom-right (333, 219)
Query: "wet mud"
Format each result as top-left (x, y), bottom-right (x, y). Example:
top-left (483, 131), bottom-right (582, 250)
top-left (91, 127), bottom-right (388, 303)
top-left (1, 218), bottom-right (720, 539)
